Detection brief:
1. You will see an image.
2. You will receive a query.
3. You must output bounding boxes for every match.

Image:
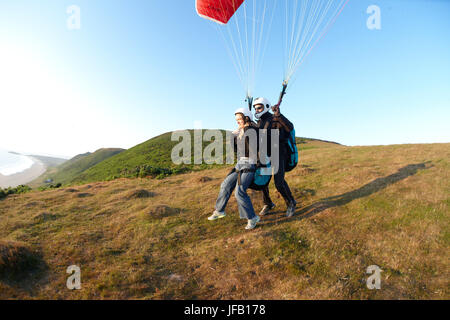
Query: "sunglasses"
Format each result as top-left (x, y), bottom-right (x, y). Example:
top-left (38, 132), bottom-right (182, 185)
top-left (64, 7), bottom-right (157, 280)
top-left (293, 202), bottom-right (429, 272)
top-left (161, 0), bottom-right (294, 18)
top-left (254, 105), bottom-right (264, 111)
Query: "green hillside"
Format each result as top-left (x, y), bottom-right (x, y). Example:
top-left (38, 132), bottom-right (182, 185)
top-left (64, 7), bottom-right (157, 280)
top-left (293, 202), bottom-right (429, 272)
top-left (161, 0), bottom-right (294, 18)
top-left (71, 130), bottom-right (229, 184)
top-left (70, 131), bottom-right (337, 185)
top-left (30, 148), bottom-right (125, 187)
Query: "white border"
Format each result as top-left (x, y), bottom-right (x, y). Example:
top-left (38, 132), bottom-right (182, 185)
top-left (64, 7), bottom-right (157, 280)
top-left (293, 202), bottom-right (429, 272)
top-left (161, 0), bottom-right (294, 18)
top-left (195, 0), bottom-right (226, 25)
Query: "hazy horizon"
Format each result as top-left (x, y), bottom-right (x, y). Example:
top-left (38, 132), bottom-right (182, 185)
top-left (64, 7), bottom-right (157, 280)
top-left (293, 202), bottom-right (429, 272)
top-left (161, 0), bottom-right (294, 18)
top-left (1, 132), bottom-right (449, 161)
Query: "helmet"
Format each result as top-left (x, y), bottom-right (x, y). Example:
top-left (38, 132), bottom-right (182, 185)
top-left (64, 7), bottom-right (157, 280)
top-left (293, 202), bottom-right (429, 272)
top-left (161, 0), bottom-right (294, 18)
top-left (234, 107), bottom-right (253, 122)
top-left (253, 97), bottom-right (271, 120)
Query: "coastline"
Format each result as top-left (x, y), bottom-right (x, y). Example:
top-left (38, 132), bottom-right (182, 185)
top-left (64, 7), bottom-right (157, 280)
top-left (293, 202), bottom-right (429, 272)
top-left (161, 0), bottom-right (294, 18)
top-left (0, 156), bottom-right (47, 188)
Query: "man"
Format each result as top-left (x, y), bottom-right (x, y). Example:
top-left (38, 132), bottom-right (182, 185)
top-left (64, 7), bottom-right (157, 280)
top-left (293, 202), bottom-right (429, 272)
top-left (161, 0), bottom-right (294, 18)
top-left (253, 97), bottom-right (297, 217)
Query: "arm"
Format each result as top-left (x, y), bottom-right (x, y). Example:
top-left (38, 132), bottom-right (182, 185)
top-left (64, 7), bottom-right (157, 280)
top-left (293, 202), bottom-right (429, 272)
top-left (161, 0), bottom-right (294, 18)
top-left (277, 113), bottom-right (293, 132)
top-left (272, 105), bottom-right (293, 132)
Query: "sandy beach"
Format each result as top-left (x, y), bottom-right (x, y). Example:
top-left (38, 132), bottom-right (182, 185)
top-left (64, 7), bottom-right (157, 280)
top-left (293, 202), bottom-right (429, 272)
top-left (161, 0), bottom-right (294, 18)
top-left (0, 156), bottom-right (47, 188)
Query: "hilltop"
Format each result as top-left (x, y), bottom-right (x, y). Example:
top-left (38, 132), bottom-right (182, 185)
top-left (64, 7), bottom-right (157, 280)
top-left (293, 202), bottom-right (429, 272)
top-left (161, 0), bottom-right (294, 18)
top-left (0, 141), bottom-right (448, 299)
top-left (28, 154), bottom-right (67, 168)
top-left (29, 148), bottom-right (125, 188)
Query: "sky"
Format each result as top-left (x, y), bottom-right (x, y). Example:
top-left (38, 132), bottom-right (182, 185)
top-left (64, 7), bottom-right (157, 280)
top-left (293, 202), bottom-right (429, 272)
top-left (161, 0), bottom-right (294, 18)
top-left (0, 0), bottom-right (449, 159)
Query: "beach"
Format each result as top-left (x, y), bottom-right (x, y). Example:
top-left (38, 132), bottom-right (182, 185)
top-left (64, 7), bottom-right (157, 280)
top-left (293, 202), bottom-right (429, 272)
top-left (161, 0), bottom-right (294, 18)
top-left (0, 156), bottom-right (47, 188)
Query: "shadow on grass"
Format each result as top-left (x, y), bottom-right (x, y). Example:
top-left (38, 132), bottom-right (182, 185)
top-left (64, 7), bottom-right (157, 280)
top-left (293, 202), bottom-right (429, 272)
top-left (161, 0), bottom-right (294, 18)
top-left (0, 243), bottom-right (49, 297)
top-left (262, 162), bottom-right (432, 226)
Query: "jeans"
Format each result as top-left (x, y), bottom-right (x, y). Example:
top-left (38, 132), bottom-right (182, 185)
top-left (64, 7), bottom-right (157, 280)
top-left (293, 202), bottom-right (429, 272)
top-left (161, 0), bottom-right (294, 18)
top-left (215, 160), bottom-right (256, 220)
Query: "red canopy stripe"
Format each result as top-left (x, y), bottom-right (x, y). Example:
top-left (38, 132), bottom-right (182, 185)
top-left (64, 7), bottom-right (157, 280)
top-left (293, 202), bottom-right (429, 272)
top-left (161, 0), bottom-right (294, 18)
top-left (196, 0), bottom-right (245, 25)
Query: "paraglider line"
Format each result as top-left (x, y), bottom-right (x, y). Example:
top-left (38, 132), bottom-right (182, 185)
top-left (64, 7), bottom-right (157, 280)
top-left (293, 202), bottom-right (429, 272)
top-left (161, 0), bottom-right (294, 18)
top-left (295, 0), bottom-right (350, 73)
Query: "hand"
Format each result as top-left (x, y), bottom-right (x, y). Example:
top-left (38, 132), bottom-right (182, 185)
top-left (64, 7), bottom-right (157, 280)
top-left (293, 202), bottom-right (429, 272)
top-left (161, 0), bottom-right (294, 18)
top-left (271, 104), bottom-right (280, 116)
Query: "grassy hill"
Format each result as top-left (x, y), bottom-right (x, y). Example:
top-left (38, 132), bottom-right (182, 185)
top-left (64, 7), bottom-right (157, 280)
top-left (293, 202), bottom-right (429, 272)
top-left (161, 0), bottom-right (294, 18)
top-left (71, 130), bottom-right (328, 185)
top-left (0, 142), bottom-right (448, 299)
top-left (33, 131), bottom-right (339, 187)
top-left (71, 130), bottom-right (250, 185)
top-left (30, 148), bottom-right (125, 187)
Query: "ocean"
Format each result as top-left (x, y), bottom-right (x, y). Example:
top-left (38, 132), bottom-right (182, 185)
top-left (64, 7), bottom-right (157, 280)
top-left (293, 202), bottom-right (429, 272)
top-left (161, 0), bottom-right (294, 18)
top-left (0, 148), bottom-right (34, 176)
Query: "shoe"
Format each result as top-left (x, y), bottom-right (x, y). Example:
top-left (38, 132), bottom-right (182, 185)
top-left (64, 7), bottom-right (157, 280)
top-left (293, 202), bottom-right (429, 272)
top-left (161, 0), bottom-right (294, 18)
top-left (208, 210), bottom-right (226, 221)
top-left (259, 203), bottom-right (276, 216)
top-left (286, 202), bottom-right (296, 218)
top-left (245, 215), bottom-right (260, 230)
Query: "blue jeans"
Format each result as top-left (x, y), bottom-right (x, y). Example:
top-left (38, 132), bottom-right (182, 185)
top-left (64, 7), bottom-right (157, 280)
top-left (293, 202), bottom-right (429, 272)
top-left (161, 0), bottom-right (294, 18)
top-left (215, 160), bottom-right (256, 220)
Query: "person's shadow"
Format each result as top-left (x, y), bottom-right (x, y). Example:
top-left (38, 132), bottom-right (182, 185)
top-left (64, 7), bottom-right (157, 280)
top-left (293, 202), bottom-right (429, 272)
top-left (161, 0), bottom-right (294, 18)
top-left (262, 162), bottom-right (432, 226)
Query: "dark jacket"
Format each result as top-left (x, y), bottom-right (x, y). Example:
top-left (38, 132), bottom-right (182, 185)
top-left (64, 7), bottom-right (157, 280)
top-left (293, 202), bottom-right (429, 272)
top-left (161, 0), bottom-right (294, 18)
top-left (257, 112), bottom-right (293, 157)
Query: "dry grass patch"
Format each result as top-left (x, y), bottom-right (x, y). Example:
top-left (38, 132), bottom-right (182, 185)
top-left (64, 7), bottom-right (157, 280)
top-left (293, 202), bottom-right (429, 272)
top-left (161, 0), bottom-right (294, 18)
top-left (0, 241), bottom-right (43, 278)
top-left (32, 212), bottom-right (59, 222)
top-left (144, 205), bottom-right (181, 219)
top-left (198, 176), bottom-right (213, 183)
top-left (125, 189), bottom-right (157, 199)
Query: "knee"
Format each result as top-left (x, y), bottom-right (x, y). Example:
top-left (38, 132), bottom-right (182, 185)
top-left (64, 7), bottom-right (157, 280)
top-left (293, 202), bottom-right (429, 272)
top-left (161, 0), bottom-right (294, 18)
top-left (220, 180), bottom-right (228, 190)
top-left (234, 186), bottom-right (247, 202)
top-left (274, 177), bottom-right (284, 190)
top-left (220, 177), bottom-right (234, 191)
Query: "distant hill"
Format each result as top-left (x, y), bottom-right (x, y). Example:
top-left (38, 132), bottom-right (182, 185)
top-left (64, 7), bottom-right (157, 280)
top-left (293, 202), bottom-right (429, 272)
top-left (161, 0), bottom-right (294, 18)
top-left (297, 137), bottom-right (342, 146)
top-left (29, 148), bottom-right (125, 187)
top-left (28, 155), bottom-right (67, 168)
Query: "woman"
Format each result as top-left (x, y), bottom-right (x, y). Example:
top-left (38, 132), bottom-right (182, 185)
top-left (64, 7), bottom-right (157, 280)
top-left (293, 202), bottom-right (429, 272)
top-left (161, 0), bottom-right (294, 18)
top-left (207, 108), bottom-right (261, 230)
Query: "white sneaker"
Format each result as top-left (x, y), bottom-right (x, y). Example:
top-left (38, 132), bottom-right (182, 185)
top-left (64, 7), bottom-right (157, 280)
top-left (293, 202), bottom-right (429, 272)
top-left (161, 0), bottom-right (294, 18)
top-left (259, 203), bottom-right (276, 216)
top-left (245, 215), bottom-right (261, 230)
top-left (208, 210), bottom-right (226, 221)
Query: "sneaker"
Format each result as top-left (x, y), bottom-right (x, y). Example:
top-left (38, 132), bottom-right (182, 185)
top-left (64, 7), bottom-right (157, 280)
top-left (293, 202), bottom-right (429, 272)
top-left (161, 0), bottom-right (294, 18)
top-left (259, 203), bottom-right (276, 216)
top-left (286, 202), bottom-right (296, 218)
top-left (245, 215), bottom-right (261, 230)
top-left (208, 210), bottom-right (226, 221)
top-left (291, 199), bottom-right (297, 208)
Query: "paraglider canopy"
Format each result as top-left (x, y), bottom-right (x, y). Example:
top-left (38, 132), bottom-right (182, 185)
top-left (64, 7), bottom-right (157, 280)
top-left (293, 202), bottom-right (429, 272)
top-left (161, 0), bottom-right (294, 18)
top-left (196, 0), bottom-right (245, 25)
top-left (196, 0), bottom-right (350, 109)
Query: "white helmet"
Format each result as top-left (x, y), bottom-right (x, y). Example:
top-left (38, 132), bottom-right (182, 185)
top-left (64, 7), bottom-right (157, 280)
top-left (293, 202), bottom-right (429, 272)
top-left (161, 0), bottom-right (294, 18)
top-left (253, 97), bottom-right (271, 120)
top-left (234, 107), bottom-right (253, 122)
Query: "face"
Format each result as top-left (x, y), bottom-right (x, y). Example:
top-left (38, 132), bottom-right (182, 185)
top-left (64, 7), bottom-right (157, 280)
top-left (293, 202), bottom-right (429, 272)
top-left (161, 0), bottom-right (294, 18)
top-left (254, 104), bottom-right (264, 115)
top-left (235, 113), bottom-right (245, 128)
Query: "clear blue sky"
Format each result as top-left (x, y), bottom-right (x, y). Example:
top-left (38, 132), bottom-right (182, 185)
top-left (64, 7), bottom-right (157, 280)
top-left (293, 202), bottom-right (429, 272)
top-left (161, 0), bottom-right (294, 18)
top-left (1, 0), bottom-right (449, 158)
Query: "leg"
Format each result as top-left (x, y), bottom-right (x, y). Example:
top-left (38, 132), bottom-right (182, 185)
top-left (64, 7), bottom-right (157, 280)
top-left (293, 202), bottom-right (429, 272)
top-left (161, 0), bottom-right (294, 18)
top-left (215, 170), bottom-right (238, 213)
top-left (273, 157), bottom-right (294, 206)
top-left (234, 169), bottom-right (256, 220)
top-left (258, 185), bottom-right (276, 216)
top-left (261, 185), bottom-right (273, 206)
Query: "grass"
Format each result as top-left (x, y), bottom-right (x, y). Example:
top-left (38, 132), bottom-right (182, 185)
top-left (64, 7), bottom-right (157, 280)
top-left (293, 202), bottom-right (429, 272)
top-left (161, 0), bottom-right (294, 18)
top-left (0, 142), bottom-right (448, 299)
